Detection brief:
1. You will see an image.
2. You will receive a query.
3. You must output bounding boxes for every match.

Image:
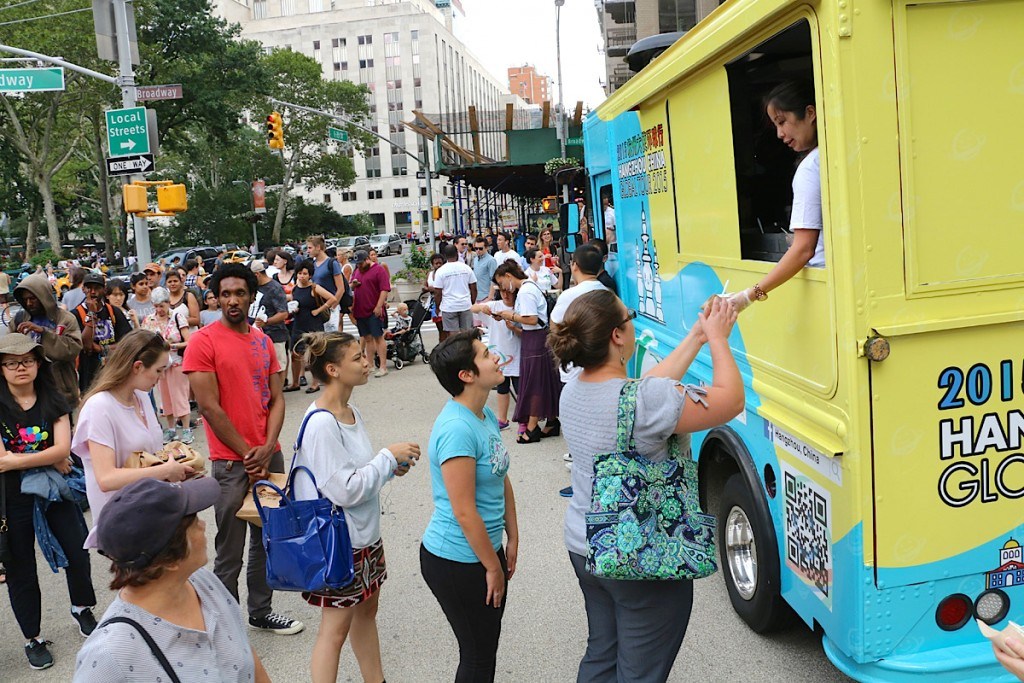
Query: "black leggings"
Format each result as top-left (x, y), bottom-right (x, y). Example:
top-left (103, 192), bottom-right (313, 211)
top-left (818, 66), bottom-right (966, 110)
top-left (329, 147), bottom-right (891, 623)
top-left (420, 544), bottom-right (508, 683)
top-left (5, 491), bottom-right (95, 639)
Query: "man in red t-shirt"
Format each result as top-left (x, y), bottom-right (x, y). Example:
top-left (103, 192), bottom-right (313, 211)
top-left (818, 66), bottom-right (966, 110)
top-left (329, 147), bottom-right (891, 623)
top-left (183, 263), bottom-right (303, 636)
top-left (349, 250), bottom-right (391, 377)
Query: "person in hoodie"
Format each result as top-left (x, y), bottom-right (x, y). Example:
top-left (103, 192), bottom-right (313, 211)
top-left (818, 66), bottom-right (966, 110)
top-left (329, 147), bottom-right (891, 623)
top-left (9, 273), bottom-right (82, 405)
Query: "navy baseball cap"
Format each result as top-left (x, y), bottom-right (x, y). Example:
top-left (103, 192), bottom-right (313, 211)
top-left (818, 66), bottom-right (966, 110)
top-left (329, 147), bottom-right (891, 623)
top-left (96, 478), bottom-right (219, 568)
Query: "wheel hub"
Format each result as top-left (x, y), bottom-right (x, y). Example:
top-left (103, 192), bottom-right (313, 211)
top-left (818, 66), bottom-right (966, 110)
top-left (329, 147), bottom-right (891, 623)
top-left (725, 505), bottom-right (758, 601)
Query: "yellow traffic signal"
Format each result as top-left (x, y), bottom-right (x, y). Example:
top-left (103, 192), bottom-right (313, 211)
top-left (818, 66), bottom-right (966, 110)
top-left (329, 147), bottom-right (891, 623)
top-left (541, 196), bottom-right (559, 214)
top-left (266, 111), bottom-right (284, 150)
top-left (123, 185), bottom-right (147, 214)
top-left (157, 184), bottom-right (188, 213)
top-left (432, 206), bottom-right (442, 221)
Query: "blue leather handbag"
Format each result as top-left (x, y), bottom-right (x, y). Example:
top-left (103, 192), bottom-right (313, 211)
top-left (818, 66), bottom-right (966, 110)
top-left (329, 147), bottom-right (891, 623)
top-left (253, 410), bottom-right (355, 592)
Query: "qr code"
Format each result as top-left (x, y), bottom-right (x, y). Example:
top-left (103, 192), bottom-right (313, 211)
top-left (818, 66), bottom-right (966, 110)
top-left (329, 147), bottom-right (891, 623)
top-left (784, 467), bottom-right (832, 602)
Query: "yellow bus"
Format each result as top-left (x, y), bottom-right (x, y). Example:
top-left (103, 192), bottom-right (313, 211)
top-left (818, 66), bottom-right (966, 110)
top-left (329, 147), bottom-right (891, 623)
top-left (583, 0), bottom-right (1024, 679)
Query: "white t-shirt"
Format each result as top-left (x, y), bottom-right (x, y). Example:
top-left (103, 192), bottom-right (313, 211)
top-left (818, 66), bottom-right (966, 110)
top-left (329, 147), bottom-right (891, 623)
top-left (551, 279), bottom-right (610, 383)
top-left (484, 300), bottom-right (520, 377)
top-left (293, 404), bottom-right (397, 549)
top-left (790, 147), bottom-right (824, 268)
top-left (526, 265), bottom-right (557, 292)
top-left (433, 261), bottom-right (477, 312)
top-left (494, 249), bottom-right (527, 269)
top-left (515, 280), bottom-right (548, 330)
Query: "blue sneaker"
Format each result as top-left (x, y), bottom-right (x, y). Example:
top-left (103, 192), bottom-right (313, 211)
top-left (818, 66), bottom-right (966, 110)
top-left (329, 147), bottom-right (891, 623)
top-left (559, 486), bottom-right (573, 498)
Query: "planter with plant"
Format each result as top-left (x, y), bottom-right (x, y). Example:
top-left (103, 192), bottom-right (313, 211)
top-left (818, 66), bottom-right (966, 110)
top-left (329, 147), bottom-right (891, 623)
top-left (392, 245), bottom-right (432, 301)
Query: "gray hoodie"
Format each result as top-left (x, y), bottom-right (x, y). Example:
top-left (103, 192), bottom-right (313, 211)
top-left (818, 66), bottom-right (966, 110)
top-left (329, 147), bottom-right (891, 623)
top-left (10, 273), bottom-right (82, 403)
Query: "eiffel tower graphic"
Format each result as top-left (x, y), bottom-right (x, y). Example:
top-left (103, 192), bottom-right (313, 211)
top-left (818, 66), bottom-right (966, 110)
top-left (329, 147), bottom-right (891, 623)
top-left (636, 207), bottom-right (664, 322)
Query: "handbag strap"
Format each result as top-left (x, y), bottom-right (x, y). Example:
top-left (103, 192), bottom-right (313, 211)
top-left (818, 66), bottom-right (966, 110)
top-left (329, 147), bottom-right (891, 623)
top-left (288, 408), bottom-right (335, 478)
top-left (98, 616), bottom-right (183, 683)
top-left (614, 380), bottom-right (642, 453)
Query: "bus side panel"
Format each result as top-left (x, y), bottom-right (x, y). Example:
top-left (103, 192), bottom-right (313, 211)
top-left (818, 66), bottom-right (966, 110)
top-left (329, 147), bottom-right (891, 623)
top-left (588, 105), bottom-right (865, 657)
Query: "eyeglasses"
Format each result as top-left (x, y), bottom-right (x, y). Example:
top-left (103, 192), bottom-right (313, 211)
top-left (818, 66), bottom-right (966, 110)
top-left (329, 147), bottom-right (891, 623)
top-left (618, 309), bottom-right (638, 327)
top-left (2, 358), bottom-right (38, 371)
top-left (474, 247), bottom-right (486, 251)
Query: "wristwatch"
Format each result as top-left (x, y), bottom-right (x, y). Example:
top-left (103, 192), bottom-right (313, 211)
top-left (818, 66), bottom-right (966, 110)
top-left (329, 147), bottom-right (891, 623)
top-left (752, 283), bottom-right (768, 301)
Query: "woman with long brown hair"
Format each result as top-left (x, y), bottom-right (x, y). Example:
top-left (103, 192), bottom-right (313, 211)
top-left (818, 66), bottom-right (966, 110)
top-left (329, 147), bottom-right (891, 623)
top-left (492, 261), bottom-right (561, 444)
top-left (72, 329), bottom-right (195, 546)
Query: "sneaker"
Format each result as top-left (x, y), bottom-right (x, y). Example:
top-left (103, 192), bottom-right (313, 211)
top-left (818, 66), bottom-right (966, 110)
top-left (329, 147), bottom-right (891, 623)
top-left (25, 639), bottom-right (53, 670)
top-left (498, 420), bottom-right (510, 431)
top-left (72, 607), bottom-right (97, 637)
top-left (180, 428), bottom-right (195, 445)
top-left (248, 613), bottom-right (304, 635)
top-left (565, 462), bottom-right (573, 471)
top-left (559, 486), bottom-right (573, 498)
top-left (563, 453), bottom-right (573, 462)
top-left (374, 369), bottom-right (388, 378)
top-left (162, 428), bottom-right (176, 443)
top-left (299, 376), bottom-right (308, 387)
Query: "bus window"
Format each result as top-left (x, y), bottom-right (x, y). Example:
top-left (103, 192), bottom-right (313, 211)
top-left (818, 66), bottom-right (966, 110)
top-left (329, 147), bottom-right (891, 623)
top-left (598, 185), bottom-right (616, 247)
top-left (725, 21), bottom-right (815, 263)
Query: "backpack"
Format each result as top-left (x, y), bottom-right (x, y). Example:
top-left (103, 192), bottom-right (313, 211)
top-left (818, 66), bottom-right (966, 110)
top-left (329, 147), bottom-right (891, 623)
top-left (338, 263), bottom-right (354, 314)
top-left (524, 280), bottom-right (556, 324)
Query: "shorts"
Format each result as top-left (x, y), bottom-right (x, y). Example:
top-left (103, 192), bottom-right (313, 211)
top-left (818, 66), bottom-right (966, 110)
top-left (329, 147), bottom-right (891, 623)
top-left (302, 539), bottom-right (387, 609)
top-left (496, 375), bottom-right (519, 396)
top-left (273, 341), bottom-right (289, 374)
top-left (441, 309), bottom-right (474, 332)
top-left (355, 314), bottom-right (385, 338)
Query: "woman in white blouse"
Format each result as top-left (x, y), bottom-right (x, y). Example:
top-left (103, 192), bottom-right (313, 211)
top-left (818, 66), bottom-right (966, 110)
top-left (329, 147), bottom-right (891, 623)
top-left (292, 331), bottom-right (421, 683)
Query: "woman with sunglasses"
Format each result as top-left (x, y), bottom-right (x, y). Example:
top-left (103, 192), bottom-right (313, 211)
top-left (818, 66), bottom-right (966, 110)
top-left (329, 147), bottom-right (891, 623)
top-left (72, 329), bottom-right (195, 547)
top-left (548, 292), bottom-right (742, 682)
top-left (0, 334), bottom-right (97, 670)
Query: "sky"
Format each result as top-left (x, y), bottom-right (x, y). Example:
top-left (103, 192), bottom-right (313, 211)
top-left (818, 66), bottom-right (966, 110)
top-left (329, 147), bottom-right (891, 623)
top-left (453, 0), bottom-right (608, 111)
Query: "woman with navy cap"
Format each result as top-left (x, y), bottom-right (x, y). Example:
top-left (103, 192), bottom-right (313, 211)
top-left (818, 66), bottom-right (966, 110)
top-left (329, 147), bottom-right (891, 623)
top-left (74, 477), bottom-right (270, 682)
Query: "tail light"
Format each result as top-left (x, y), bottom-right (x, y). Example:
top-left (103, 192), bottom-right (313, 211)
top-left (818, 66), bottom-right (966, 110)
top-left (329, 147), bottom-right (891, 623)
top-left (936, 593), bottom-right (972, 631)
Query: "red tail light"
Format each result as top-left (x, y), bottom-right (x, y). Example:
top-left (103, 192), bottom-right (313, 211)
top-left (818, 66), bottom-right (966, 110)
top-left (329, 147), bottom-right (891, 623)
top-left (936, 593), bottom-right (972, 631)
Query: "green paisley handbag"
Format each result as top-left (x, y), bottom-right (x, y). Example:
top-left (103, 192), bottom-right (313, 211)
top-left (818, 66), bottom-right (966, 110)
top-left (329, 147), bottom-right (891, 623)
top-left (586, 380), bottom-right (718, 581)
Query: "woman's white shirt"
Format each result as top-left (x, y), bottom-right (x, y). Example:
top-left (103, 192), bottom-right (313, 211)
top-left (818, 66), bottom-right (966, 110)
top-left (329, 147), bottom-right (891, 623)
top-left (527, 265), bottom-right (556, 292)
top-left (789, 147), bottom-right (824, 268)
top-left (515, 280), bottom-right (548, 330)
top-left (484, 300), bottom-right (520, 376)
top-left (292, 403), bottom-right (397, 548)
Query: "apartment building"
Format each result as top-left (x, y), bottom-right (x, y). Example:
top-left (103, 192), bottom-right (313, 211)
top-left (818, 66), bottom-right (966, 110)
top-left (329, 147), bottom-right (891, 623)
top-left (214, 0), bottom-right (516, 235)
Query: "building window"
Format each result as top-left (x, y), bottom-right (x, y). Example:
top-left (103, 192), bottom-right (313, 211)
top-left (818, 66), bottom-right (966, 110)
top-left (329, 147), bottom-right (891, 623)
top-left (253, 0), bottom-right (268, 18)
top-left (393, 188), bottom-right (409, 198)
top-left (308, 0), bottom-right (323, 10)
top-left (358, 34), bottom-right (372, 45)
top-left (394, 211), bottom-right (412, 226)
top-left (313, 40), bottom-right (321, 63)
top-left (281, 0), bottom-right (294, 15)
top-left (420, 186), bottom-right (427, 197)
top-left (341, 191), bottom-right (357, 201)
top-left (371, 213), bottom-right (386, 228)
top-left (367, 169), bottom-right (382, 178)
top-left (368, 189), bottom-right (383, 199)
top-left (323, 193), bottom-right (332, 203)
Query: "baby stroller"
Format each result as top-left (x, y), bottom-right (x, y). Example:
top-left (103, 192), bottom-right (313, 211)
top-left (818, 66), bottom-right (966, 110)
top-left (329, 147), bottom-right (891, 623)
top-left (382, 297), bottom-right (431, 370)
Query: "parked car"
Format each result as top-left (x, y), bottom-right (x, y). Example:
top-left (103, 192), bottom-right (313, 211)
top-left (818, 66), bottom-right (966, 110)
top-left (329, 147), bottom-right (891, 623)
top-left (223, 250), bottom-right (254, 265)
top-left (368, 233), bottom-right (403, 256)
top-left (335, 235), bottom-right (371, 252)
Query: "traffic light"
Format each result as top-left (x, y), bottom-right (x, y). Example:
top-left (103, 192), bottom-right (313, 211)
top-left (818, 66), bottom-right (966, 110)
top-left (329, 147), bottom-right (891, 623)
top-left (432, 206), bottom-right (442, 221)
top-left (157, 184), bottom-right (188, 213)
top-left (123, 185), bottom-right (147, 214)
top-left (541, 196), bottom-right (559, 214)
top-left (266, 111), bottom-right (284, 150)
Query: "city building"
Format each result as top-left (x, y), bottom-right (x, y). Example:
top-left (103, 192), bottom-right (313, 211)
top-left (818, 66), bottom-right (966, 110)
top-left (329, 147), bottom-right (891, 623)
top-left (507, 64), bottom-right (552, 105)
top-left (596, 0), bottom-right (719, 93)
top-left (213, 0), bottom-right (518, 235)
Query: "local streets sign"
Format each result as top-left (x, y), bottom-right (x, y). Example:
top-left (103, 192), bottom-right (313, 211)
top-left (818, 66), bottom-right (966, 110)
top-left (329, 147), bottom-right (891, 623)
top-left (328, 127), bottom-right (349, 142)
top-left (105, 106), bottom-right (150, 157)
top-left (105, 153), bottom-right (154, 177)
top-left (0, 67), bottom-right (65, 93)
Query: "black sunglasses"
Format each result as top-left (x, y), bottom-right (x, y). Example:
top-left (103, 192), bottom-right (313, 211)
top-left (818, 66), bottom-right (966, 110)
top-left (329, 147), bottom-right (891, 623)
top-left (618, 308), bottom-right (638, 327)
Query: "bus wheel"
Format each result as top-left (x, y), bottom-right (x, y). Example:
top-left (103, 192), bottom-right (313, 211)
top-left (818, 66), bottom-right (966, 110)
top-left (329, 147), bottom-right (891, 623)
top-left (718, 473), bottom-right (792, 633)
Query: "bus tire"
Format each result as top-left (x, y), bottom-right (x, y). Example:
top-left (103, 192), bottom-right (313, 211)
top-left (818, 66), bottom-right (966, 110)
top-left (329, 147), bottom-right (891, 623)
top-left (718, 473), bottom-right (792, 633)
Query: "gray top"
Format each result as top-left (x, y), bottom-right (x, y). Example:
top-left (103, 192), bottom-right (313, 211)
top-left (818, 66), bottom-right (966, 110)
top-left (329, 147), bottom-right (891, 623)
top-left (73, 567), bottom-right (256, 682)
top-left (127, 295), bottom-right (155, 322)
top-left (560, 376), bottom-right (690, 557)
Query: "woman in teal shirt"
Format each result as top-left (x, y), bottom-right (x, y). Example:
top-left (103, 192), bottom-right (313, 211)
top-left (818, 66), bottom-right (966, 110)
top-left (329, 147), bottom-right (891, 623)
top-left (420, 329), bottom-right (519, 683)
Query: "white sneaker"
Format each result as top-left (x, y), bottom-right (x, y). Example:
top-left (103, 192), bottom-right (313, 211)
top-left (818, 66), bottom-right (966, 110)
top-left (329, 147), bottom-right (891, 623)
top-left (565, 462), bottom-right (573, 471)
top-left (562, 453), bottom-right (573, 462)
top-left (180, 428), bottom-right (195, 445)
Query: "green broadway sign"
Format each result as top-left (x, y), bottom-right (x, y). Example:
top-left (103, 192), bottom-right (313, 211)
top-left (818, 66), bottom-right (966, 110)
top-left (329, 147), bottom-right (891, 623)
top-left (328, 127), bottom-right (349, 142)
top-left (0, 67), bottom-right (65, 93)
top-left (106, 106), bottom-right (150, 157)
top-left (566, 136), bottom-right (584, 146)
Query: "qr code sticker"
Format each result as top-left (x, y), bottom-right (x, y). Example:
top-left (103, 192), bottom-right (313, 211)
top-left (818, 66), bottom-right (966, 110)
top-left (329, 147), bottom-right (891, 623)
top-left (782, 463), bottom-right (832, 609)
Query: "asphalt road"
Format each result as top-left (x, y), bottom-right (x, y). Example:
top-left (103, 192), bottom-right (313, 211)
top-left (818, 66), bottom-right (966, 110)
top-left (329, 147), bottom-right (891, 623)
top-left (0, 332), bottom-right (851, 682)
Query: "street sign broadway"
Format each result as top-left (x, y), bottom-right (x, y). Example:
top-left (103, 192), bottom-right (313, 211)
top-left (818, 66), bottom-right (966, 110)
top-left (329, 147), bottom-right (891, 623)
top-left (328, 127), bottom-right (349, 142)
top-left (106, 153), bottom-right (154, 176)
top-left (135, 84), bottom-right (183, 102)
top-left (106, 106), bottom-right (150, 157)
top-left (567, 136), bottom-right (584, 146)
top-left (415, 170), bottom-right (440, 180)
top-left (0, 67), bottom-right (65, 93)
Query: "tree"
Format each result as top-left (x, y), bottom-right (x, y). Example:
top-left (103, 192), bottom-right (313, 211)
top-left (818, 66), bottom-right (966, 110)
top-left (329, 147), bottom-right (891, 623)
top-left (261, 49), bottom-right (373, 243)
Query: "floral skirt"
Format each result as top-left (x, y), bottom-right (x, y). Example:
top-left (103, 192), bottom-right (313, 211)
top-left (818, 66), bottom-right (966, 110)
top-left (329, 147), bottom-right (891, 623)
top-left (301, 539), bottom-right (387, 609)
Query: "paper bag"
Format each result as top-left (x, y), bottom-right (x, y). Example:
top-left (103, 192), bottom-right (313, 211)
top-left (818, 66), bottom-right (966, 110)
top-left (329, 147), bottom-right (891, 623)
top-left (236, 473), bottom-right (289, 527)
top-left (125, 441), bottom-right (207, 479)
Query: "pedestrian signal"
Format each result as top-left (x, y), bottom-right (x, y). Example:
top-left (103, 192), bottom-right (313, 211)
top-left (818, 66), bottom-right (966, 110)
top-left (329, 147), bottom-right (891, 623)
top-left (157, 184), bottom-right (188, 213)
top-left (267, 111), bottom-right (284, 150)
top-left (432, 206), bottom-right (442, 221)
top-left (123, 185), bottom-right (147, 214)
top-left (542, 196), bottom-right (559, 214)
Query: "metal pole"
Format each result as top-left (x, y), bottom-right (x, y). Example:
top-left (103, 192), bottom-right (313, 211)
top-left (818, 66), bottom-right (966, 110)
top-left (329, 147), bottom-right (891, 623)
top-left (0, 44), bottom-right (117, 84)
top-left (112, 0), bottom-right (151, 267)
top-left (423, 140), bottom-right (436, 250)
top-left (555, 0), bottom-right (569, 203)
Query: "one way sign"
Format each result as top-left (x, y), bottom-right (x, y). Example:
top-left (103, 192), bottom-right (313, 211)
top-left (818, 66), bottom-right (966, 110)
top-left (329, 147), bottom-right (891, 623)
top-left (105, 153), bottom-right (154, 177)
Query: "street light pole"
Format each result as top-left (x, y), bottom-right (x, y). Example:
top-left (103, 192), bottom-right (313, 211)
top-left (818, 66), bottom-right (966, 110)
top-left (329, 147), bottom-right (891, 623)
top-left (555, 0), bottom-right (568, 203)
top-left (232, 181), bottom-right (259, 253)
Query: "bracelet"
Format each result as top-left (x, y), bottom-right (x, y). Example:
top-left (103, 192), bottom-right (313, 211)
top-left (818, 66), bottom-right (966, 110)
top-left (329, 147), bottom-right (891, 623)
top-left (752, 283), bottom-right (768, 301)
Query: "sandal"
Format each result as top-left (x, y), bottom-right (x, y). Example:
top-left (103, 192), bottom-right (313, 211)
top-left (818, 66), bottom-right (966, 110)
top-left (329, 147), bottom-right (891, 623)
top-left (517, 428), bottom-right (543, 445)
top-left (541, 419), bottom-right (561, 438)
top-left (305, 386), bottom-right (320, 393)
